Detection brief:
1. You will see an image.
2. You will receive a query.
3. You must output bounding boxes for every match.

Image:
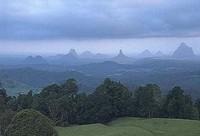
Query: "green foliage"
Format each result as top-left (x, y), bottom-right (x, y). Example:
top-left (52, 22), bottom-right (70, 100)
top-left (0, 88), bottom-right (7, 112)
top-left (5, 109), bottom-right (57, 136)
top-left (30, 79), bottom-right (199, 125)
top-left (0, 78), bottom-right (199, 132)
top-left (32, 79), bottom-right (81, 125)
top-left (62, 79), bottom-right (78, 94)
top-left (134, 84), bottom-right (161, 117)
top-left (195, 98), bottom-right (200, 119)
top-left (88, 78), bottom-right (132, 122)
top-left (17, 91), bottom-right (33, 110)
top-left (40, 84), bottom-right (63, 98)
top-left (0, 110), bottom-right (15, 136)
top-left (163, 86), bottom-right (198, 119)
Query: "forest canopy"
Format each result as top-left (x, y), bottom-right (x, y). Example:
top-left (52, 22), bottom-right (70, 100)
top-left (0, 78), bottom-right (200, 135)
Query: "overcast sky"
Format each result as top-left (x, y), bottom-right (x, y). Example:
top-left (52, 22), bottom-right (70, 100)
top-left (1, 0), bottom-right (200, 55)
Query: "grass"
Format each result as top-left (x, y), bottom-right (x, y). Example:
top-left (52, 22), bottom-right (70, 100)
top-left (56, 117), bottom-right (200, 136)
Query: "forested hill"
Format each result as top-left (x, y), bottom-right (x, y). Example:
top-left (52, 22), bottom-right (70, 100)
top-left (0, 58), bottom-right (200, 97)
top-left (0, 68), bottom-right (100, 95)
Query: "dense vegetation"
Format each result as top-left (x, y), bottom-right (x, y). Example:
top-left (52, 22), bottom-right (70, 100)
top-left (0, 78), bottom-right (200, 135)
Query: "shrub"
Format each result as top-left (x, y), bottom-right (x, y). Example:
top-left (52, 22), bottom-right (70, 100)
top-left (5, 109), bottom-right (57, 136)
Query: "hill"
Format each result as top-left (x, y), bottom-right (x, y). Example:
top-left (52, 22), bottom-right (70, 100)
top-left (0, 68), bottom-right (100, 95)
top-left (23, 56), bottom-right (47, 65)
top-left (1, 58), bottom-right (200, 97)
top-left (56, 117), bottom-right (200, 136)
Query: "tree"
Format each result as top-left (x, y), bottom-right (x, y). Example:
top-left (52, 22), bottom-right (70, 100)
top-left (195, 98), bottom-right (200, 119)
top-left (0, 109), bottom-right (15, 136)
top-left (56, 79), bottom-right (80, 125)
top-left (183, 95), bottom-right (199, 119)
top-left (17, 91), bottom-right (33, 110)
top-left (163, 86), bottom-right (197, 119)
top-left (0, 88), bottom-right (16, 135)
top-left (56, 94), bottom-right (78, 125)
top-left (40, 84), bottom-right (63, 98)
top-left (163, 87), bottom-right (185, 118)
top-left (32, 79), bottom-right (80, 125)
top-left (32, 84), bottom-right (62, 121)
top-left (0, 88), bottom-right (7, 112)
top-left (75, 93), bottom-right (91, 124)
top-left (88, 78), bottom-right (132, 123)
top-left (134, 84), bottom-right (161, 118)
top-left (5, 109), bottom-right (57, 136)
top-left (62, 79), bottom-right (78, 95)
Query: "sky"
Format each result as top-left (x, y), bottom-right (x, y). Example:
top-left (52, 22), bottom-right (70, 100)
top-left (1, 0), bottom-right (200, 55)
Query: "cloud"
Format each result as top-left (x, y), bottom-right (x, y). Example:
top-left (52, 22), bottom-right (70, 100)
top-left (1, 0), bottom-right (200, 40)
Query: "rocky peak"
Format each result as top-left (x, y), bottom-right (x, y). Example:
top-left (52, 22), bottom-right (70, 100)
top-left (172, 43), bottom-right (195, 58)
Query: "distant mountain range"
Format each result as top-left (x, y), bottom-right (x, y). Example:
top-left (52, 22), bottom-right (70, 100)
top-left (1, 42), bottom-right (199, 97)
top-left (21, 42), bottom-right (198, 66)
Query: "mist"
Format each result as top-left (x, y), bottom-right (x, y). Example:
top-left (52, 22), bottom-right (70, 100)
top-left (1, 37), bottom-right (200, 56)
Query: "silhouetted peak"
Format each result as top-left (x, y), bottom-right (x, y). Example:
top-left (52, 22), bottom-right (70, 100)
top-left (112, 49), bottom-right (133, 64)
top-left (179, 42), bottom-right (188, 48)
top-left (117, 49), bottom-right (125, 57)
top-left (155, 51), bottom-right (164, 56)
top-left (173, 43), bottom-right (195, 58)
top-left (143, 49), bottom-right (152, 54)
top-left (119, 49), bottom-right (123, 54)
top-left (68, 49), bottom-right (78, 57)
top-left (139, 49), bottom-right (153, 58)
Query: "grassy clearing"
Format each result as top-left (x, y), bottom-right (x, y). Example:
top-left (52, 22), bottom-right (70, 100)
top-left (56, 117), bottom-right (200, 136)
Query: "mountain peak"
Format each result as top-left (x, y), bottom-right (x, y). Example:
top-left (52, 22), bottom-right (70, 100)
top-left (143, 49), bottom-right (151, 54)
top-left (180, 42), bottom-right (188, 48)
top-left (117, 49), bottom-right (126, 57)
top-left (138, 49), bottom-right (153, 58)
top-left (80, 51), bottom-right (94, 58)
top-left (112, 50), bottom-right (133, 64)
top-left (172, 43), bottom-right (195, 58)
top-left (68, 49), bottom-right (78, 57)
top-left (155, 51), bottom-right (164, 56)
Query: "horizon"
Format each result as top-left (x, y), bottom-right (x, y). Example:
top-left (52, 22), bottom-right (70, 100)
top-left (1, 38), bottom-right (200, 56)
